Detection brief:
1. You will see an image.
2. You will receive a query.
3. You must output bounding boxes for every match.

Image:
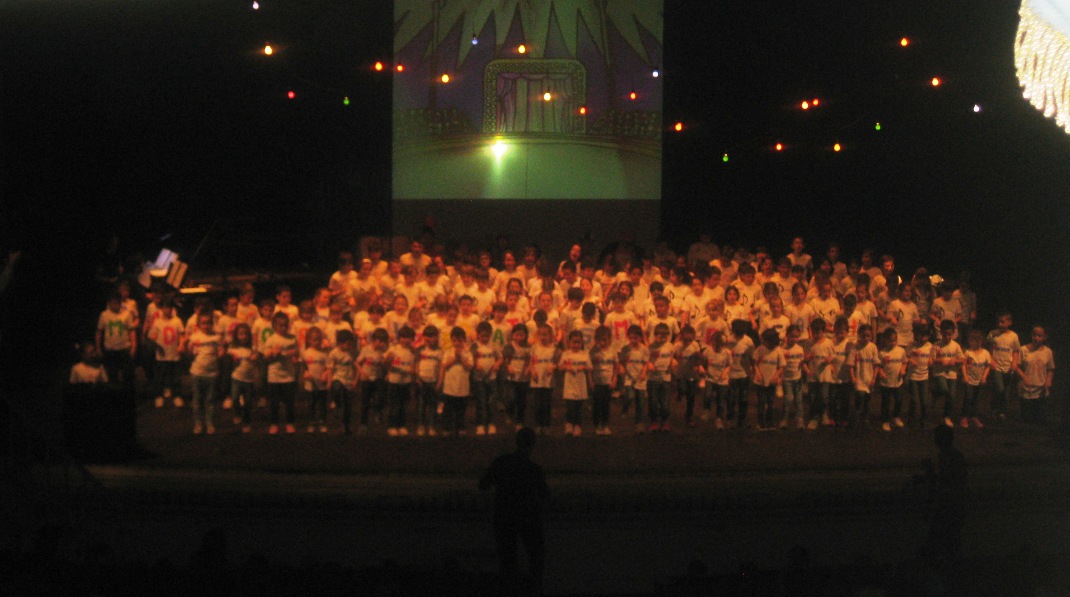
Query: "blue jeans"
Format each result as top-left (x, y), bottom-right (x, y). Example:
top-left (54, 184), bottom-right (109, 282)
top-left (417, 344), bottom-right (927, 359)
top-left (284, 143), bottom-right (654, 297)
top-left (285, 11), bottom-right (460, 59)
top-left (623, 386), bottom-right (648, 423)
top-left (990, 370), bottom-right (1015, 416)
top-left (231, 379), bottom-right (255, 424)
top-left (932, 377), bottom-right (957, 418)
top-left (728, 378), bottom-right (750, 427)
top-left (191, 374), bottom-right (216, 426)
top-left (648, 380), bottom-right (670, 422)
top-left (907, 379), bottom-right (929, 424)
top-left (755, 384), bottom-right (776, 428)
top-left (417, 382), bottom-right (439, 428)
top-left (781, 379), bottom-right (804, 422)
top-left (808, 382), bottom-right (829, 423)
top-left (473, 379), bottom-right (495, 427)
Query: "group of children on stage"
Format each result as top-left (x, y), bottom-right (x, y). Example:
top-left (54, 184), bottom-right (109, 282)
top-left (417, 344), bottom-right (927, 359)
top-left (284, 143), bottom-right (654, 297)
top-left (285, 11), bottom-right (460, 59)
top-left (73, 237), bottom-right (1055, 436)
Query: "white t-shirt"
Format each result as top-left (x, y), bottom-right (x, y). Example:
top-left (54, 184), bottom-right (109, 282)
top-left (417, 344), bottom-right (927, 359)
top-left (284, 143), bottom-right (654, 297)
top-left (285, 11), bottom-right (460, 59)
top-left (878, 345), bottom-right (907, 388)
top-left (328, 348), bottom-right (358, 389)
top-left (148, 316), bottom-right (184, 362)
top-left (888, 300), bottom-right (919, 347)
top-left (963, 348), bottom-right (992, 386)
top-left (441, 349), bottom-right (473, 397)
top-left (262, 333), bottom-right (298, 383)
top-left (619, 344), bottom-right (650, 390)
top-left (559, 349), bottom-right (591, 400)
top-left (853, 342), bottom-right (879, 392)
top-left (385, 345), bottom-right (416, 385)
top-left (187, 331), bottom-right (222, 377)
top-left (70, 363), bottom-right (108, 384)
top-left (932, 340), bottom-right (963, 379)
top-left (987, 330), bottom-right (1020, 373)
top-left (97, 309), bottom-right (135, 351)
top-left (1019, 344), bottom-right (1054, 398)
top-left (752, 345), bottom-right (785, 387)
top-left (228, 346), bottom-right (258, 383)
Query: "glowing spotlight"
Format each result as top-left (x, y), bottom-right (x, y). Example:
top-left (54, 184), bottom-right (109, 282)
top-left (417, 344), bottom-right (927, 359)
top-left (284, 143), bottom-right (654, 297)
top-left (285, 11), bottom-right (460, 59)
top-left (471, 34), bottom-right (478, 45)
top-left (973, 104), bottom-right (982, 113)
top-left (374, 61), bottom-right (384, 71)
top-left (263, 44), bottom-right (274, 56)
top-left (900, 37), bottom-right (910, 47)
top-left (287, 90), bottom-right (295, 99)
top-left (652, 69), bottom-right (660, 78)
top-left (833, 142), bottom-right (842, 152)
top-left (492, 139), bottom-right (507, 158)
top-left (518, 44), bottom-right (527, 54)
top-left (775, 142), bottom-right (783, 151)
top-left (801, 100), bottom-right (810, 110)
top-left (543, 92), bottom-right (552, 102)
top-left (812, 98), bottom-right (820, 106)
top-left (440, 73), bottom-right (450, 84)
top-left (722, 153), bottom-right (730, 163)
top-left (931, 77), bottom-right (941, 87)
top-left (343, 96), bottom-right (350, 106)
top-left (674, 122), bottom-right (683, 132)
top-left (629, 91), bottom-right (637, 100)
top-left (396, 64), bottom-right (405, 72)
top-left (875, 122), bottom-right (882, 131)
top-left (578, 106), bottom-right (587, 115)
top-left (252, 1), bottom-right (259, 9)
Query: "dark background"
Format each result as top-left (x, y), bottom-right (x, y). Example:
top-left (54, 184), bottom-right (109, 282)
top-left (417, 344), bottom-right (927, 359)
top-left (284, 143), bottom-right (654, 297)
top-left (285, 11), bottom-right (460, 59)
top-left (1, 0), bottom-right (1068, 366)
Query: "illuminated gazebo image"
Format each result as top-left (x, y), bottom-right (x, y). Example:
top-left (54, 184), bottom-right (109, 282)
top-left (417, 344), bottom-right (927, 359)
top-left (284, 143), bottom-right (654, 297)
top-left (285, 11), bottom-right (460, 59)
top-left (392, 0), bottom-right (663, 200)
top-left (1016, 0), bottom-right (1070, 134)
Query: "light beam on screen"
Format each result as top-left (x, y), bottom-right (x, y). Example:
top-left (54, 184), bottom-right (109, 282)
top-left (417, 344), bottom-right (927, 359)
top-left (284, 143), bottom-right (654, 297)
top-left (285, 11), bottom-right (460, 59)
top-left (1016, 0), bottom-right (1070, 133)
top-left (392, 0), bottom-right (663, 201)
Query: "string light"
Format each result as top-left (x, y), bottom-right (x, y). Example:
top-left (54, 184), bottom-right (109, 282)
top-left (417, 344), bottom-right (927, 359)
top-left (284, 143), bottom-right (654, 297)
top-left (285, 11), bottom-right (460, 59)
top-left (287, 90), bottom-right (295, 99)
top-left (973, 104), bottom-right (981, 113)
top-left (396, 64), bottom-right (404, 72)
top-left (440, 73), bottom-right (450, 83)
top-left (578, 106), bottom-right (587, 115)
top-left (833, 142), bottom-right (842, 152)
top-left (900, 37), bottom-right (910, 47)
top-left (263, 44), bottom-right (273, 56)
top-left (343, 96), bottom-right (350, 106)
top-left (801, 100), bottom-right (810, 110)
top-left (471, 34), bottom-right (478, 45)
top-left (652, 69), bottom-right (660, 78)
top-left (252, 1), bottom-right (259, 9)
top-left (629, 91), bottom-right (637, 100)
top-left (518, 44), bottom-right (527, 54)
top-left (775, 142), bottom-right (783, 151)
top-left (811, 98), bottom-right (820, 106)
top-left (931, 77), bottom-right (941, 87)
top-left (674, 122), bottom-right (683, 132)
top-left (722, 153), bottom-right (729, 163)
top-left (875, 122), bottom-right (882, 130)
top-left (374, 61), bottom-right (384, 71)
top-left (543, 92), bottom-right (552, 101)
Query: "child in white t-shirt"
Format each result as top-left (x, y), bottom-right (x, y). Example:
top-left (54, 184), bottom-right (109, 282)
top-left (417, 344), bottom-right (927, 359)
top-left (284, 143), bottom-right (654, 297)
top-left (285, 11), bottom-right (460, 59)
top-left (559, 330), bottom-right (593, 436)
top-left (752, 328), bottom-right (785, 430)
top-left (932, 320), bottom-right (964, 428)
top-left (726, 319), bottom-right (755, 429)
top-left (183, 312), bottom-right (223, 435)
top-left (780, 325), bottom-right (806, 429)
top-left (438, 327), bottom-right (474, 436)
top-left (877, 329), bottom-right (907, 431)
top-left (227, 323), bottom-right (259, 433)
top-left (850, 324), bottom-right (879, 426)
top-left (961, 329), bottom-right (991, 428)
top-left (147, 301), bottom-right (184, 408)
top-left (302, 326), bottom-right (330, 433)
top-left (1016, 325), bottom-right (1054, 424)
top-left (261, 312), bottom-right (300, 434)
top-left (985, 311), bottom-right (1020, 421)
top-left (69, 344), bottom-right (108, 385)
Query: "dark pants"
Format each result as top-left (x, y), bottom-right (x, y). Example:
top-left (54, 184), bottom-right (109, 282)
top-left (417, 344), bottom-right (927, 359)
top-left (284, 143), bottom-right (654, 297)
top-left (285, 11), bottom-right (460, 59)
top-left (387, 382), bottom-right (411, 428)
top-left (755, 384), bottom-right (776, 428)
top-left (591, 384), bottom-right (611, 427)
top-left (103, 349), bottom-right (135, 388)
top-left (154, 359), bottom-right (181, 396)
top-left (532, 387), bottom-right (552, 428)
top-left (679, 379), bottom-right (698, 422)
top-left (330, 381), bottom-right (354, 432)
top-left (879, 385), bottom-right (902, 422)
top-left (359, 379), bottom-right (384, 426)
top-left (494, 515), bottom-right (545, 595)
top-left (728, 378), bottom-right (749, 427)
top-left (308, 388), bottom-right (328, 425)
top-left (268, 382), bottom-right (296, 424)
top-left (442, 394), bottom-right (466, 433)
top-left (509, 381), bottom-right (529, 426)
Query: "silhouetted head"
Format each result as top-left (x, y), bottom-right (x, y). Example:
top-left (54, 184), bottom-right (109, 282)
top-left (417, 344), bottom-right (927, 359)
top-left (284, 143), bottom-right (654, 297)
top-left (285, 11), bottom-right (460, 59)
top-left (516, 427), bottom-right (536, 454)
top-left (933, 424), bottom-right (954, 450)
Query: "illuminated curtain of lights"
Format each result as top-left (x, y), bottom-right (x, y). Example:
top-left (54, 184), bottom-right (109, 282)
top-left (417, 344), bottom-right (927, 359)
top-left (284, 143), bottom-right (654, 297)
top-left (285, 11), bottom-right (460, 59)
top-left (1016, 0), bottom-right (1070, 134)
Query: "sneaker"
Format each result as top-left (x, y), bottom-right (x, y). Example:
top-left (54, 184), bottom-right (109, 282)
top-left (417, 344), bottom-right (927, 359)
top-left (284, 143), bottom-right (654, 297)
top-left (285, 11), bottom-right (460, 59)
top-left (206, 424), bottom-right (216, 435)
top-left (398, 427), bottom-right (409, 436)
top-left (635, 423), bottom-right (645, 434)
top-left (233, 416), bottom-right (242, 425)
top-left (603, 426), bottom-right (613, 436)
top-left (257, 397), bottom-right (268, 409)
top-left (428, 427), bottom-right (438, 437)
top-left (660, 422), bottom-right (671, 433)
top-left (193, 422), bottom-right (204, 435)
top-left (687, 420), bottom-right (697, 428)
top-left (222, 397), bottom-right (233, 410)
top-left (515, 423), bottom-right (524, 432)
top-left (154, 396), bottom-right (164, 409)
top-left (714, 418), bottom-right (725, 430)
top-left (572, 425), bottom-right (581, 437)
top-left (173, 397), bottom-right (185, 408)
top-left (242, 424), bottom-right (252, 434)
top-left (943, 417), bottom-right (954, 428)
top-left (268, 424), bottom-right (279, 435)
top-left (307, 425), bottom-right (317, 433)
top-left (319, 424), bottom-right (328, 433)
top-left (285, 424), bottom-right (296, 434)
top-left (476, 425), bottom-right (486, 436)
top-left (893, 417), bottom-right (905, 428)
top-left (821, 413), bottom-right (833, 426)
top-left (806, 419), bottom-right (819, 430)
top-left (779, 419), bottom-right (788, 430)
top-left (388, 427), bottom-right (398, 437)
top-left (564, 423), bottom-right (573, 435)
top-left (648, 423), bottom-right (660, 432)
top-left (796, 418), bottom-right (805, 430)
top-left (416, 425), bottom-right (426, 436)
top-left (329, 401), bottom-right (337, 410)
top-left (163, 388), bottom-right (172, 399)
top-left (487, 424), bottom-right (497, 435)
top-left (959, 418), bottom-right (969, 429)
top-left (882, 422), bottom-right (892, 431)
top-left (971, 417), bottom-right (984, 429)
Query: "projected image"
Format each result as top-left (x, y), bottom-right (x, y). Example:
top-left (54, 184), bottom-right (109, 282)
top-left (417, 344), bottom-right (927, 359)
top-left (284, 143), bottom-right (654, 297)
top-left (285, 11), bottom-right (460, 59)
top-left (393, 1), bottom-right (663, 200)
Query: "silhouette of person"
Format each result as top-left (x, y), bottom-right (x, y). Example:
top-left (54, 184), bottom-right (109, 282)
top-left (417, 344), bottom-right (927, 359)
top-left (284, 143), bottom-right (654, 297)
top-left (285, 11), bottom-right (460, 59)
top-left (923, 424), bottom-right (968, 562)
top-left (480, 427), bottom-right (549, 595)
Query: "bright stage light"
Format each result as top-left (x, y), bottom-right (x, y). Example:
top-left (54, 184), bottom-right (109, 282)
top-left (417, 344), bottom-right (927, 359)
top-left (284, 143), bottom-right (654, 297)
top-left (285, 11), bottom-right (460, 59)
top-left (396, 64), bottom-right (404, 72)
top-left (374, 61), bottom-right (384, 71)
top-left (900, 37), bottom-right (910, 47)
top-left (263, 44), bottom-right (273, 55)
top-left (674, 121), bottom-right (683, 131)
top-left (441, 73), bottom-right (450, 83)
top-left (973, 104), bottom-right (982, 113)
top-left (833, 142), bottom-right (842, 152)
top-left (801, 100), bottom-right (810, 110)
top-left (518, 44), bottom-right (527, 54)
top-left (491, 139), bottom-right (507, 158)
top-left (931, 77), bottom-right (942, 86)
top-left (629, 91), bottom-right (637, 100)
top-left (287, 90), bottom-right (295, 99)
top-left (543, 92), bottom-right (552, 101)
top-left (1015, 0), bottom-right (1070, 133)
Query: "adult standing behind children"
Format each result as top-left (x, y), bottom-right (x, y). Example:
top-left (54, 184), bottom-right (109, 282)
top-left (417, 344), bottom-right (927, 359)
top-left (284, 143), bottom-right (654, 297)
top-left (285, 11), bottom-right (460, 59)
top-left (480, 427), bottom-right (549, 596)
